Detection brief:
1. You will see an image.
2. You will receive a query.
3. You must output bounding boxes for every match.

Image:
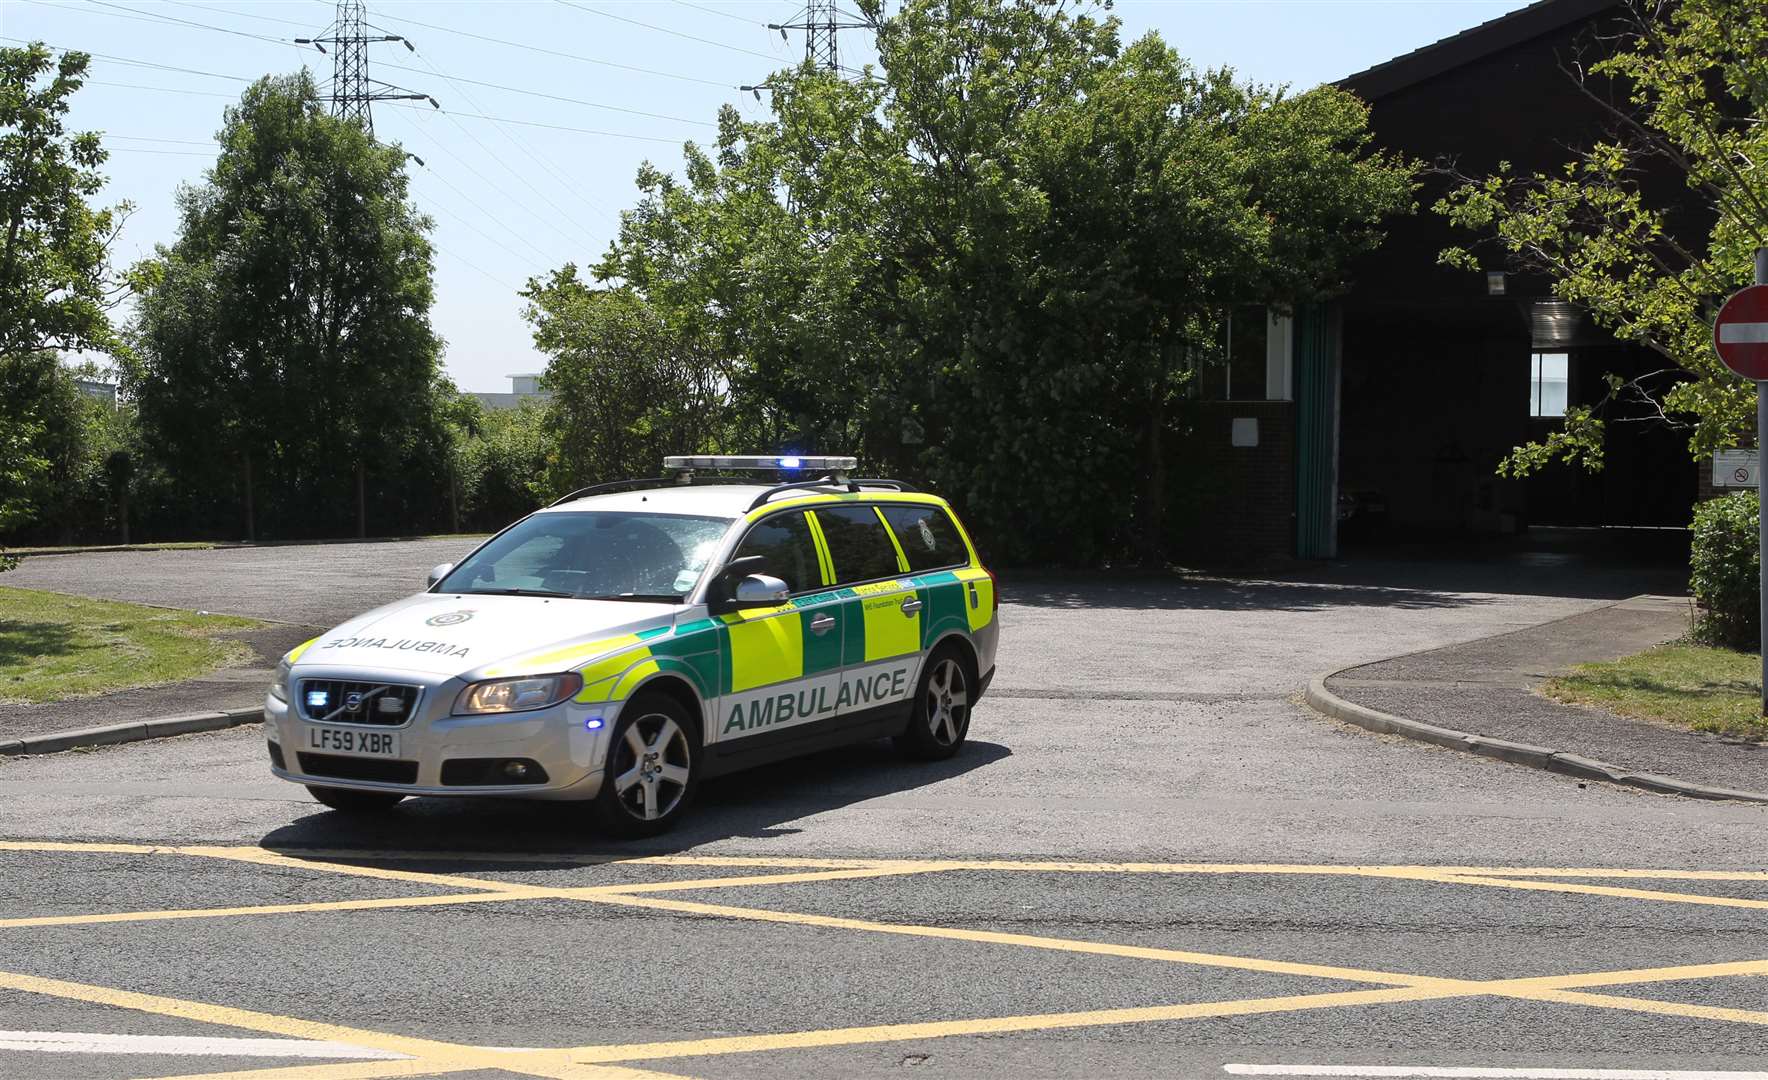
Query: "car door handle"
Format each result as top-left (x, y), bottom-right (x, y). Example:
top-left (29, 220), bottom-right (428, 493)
top-left (899, 597), bottom-right (923, 615)
top-left (809, 614), bottom-right (837, 635)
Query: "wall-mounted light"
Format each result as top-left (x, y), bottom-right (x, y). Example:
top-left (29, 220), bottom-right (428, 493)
top-left (1486, 271), bottom-right (1507, 296)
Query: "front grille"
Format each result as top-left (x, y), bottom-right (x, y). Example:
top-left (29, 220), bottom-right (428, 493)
top-left (297, 680), bottom-right (421, 726)
top-left (296, 752), bottom-right (418, 784)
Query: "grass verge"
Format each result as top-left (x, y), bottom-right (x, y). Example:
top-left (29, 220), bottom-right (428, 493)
top-left (1544, 642), bottom-right (1768, 742)
top-left (0, 586), bottom-right (263, 705)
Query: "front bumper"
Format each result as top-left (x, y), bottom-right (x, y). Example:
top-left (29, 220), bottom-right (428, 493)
top-left (264, 667), bottom-right (618, 801)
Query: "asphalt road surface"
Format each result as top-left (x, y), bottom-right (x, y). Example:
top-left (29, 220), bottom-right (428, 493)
top-left (3, 540), bottom-right (1765, 1079)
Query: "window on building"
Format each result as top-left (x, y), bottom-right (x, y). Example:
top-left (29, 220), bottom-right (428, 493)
top-left (1530, 351), bottom-right (1569, 418)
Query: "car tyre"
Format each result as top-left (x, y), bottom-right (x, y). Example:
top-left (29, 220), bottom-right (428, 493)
top-left (894, 644), bottom-right (975, 761)
top-left (591, 690), bottom-right (701, 839)
top-left (306, 785), bottom-right (405, 813)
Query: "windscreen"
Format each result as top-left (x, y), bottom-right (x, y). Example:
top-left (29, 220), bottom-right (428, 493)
top-left (438, 512), bottom-right (734, 602)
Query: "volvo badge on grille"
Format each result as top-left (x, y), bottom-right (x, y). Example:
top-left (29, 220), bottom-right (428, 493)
top-left (344, 691), bottom-right (364, 711)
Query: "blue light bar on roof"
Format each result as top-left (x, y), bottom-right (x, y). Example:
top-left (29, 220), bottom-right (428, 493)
top-left (662, 455), bottom-right (857, 473)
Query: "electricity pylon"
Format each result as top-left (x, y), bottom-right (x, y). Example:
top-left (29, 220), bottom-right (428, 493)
top-left (296, 0), bottom-right (437, 135)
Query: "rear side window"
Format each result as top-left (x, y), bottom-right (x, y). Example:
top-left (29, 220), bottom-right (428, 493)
top-left (815, 506), bottom-right (902, 585)
top-left (881, 505), bottom-right (968, 572)
top-left (732, 511), bottom-right (821, 594)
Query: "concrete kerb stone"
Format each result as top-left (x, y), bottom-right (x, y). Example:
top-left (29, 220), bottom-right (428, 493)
top-left (1304, 675), bottom-right (1768, 806)
top-left (0, 707), bottom-right (262, 757)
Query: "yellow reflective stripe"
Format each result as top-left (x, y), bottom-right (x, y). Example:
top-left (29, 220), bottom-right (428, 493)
top-left (579, 645), bottom-right (655, 686)
top-left (804, 511), bottom-right (836, 587)
top-left (485, 634), bottom-right (645, 677)
top-left (611, 658), bottom-right (663, 700)
top-left (726, 609), bottom-right (804, 692)
top-left (576, 676), bottom-right (617, 704)
top-left (287, 638), bottom-right (317, 664)
top-left (859, 580), bottom-right (920, 661)
top-left (873, 507), bottom-right (911, 573)
top-left (954, 568), bottom-right (994, 630)
top-left (744, 491), bottom-right (951, 522)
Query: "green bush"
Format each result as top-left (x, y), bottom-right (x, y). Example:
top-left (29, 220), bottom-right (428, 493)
top-left (1690, 491), bottom-right (1760, 649)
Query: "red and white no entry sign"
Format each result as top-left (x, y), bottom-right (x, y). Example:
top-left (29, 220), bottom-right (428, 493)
top-left (1715, 283), bottom-right (1768, 380)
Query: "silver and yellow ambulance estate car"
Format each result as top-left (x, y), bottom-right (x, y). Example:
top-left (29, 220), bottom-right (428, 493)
top-left (265, 456), bottom-right (999, 836)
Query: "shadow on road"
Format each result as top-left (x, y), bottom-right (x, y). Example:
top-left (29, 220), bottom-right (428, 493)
top-left (256, 738), bottom-right (1011, 867)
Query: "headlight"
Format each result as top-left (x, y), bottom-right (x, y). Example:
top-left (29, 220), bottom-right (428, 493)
top-left (453, 673), bottom-right (583, 715)
top-left (270, 658), bottom-right (292, 703)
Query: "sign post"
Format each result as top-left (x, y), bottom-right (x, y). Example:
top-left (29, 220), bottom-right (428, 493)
top-left (1713, 249), bottom-right (1768, 715)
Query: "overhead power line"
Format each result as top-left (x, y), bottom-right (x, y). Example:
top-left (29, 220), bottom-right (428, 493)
top-left (667, 0), bottom-right (769, 28)
top-left (368, 10), bottom-right (735, 89)
top-left (377, 62), bottom-right (714, 128)
top-left (159, 0), bottom-right (315, 29)
top-left (61, 0), bottom-right (309, 49)
top-left (381, 104), bottom-right (690, 145)
top-left (553, 0), bottom-right (783, 62)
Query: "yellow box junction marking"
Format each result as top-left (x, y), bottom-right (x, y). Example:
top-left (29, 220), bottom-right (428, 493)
top-left (4, 841), bottom-right (1768, 1079)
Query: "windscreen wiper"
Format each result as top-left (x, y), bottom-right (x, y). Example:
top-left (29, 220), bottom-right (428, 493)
top-left (578, 594), bottom-right (683, 603)
top-left (468, 588), bottom-right (577, 599)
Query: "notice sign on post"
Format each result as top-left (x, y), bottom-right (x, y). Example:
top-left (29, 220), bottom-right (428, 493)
top-left (1714, 450), bottom-right (1759, 488)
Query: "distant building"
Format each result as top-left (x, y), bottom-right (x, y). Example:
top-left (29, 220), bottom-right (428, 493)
top-left (470, 373), bottom-right (550, 411)
top-left (73, 378), bottom-right (118, 407)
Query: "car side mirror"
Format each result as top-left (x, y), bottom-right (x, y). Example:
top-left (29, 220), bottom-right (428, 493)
top-left (707, 555), bottom-right (772, 614)
top-left (427, 562), bottom-right (454, 589)
top-left (732, 574), bottom-right (791, 607)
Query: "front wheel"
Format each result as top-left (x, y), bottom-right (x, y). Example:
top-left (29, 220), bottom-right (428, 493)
top-left (894, 647), bottom-right (974, 761)
top-left (591, 692), bottom-right (700, 838)
top-left (306, 785), bottom-right (405, 813)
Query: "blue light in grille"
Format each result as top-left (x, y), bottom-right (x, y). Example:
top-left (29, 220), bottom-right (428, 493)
top-left (305, 689), bottom-right (330, 710)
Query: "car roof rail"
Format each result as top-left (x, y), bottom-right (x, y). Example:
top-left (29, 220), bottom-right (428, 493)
top-left (747, 476), bottom-right (919, 512)
top-left (547, 476), bottom-right (751, 508)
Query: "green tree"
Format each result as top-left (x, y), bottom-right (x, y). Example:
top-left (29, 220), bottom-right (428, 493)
top-left (2, 43), bottom-right (127, 568)
top-left (564, 0), bottom-right (1411, 562)
top-left (523, 273), bottom-right (732, 490)
top-left (124, 71), bottom-right (446, 540)
top-left (1438, 0), bottom-right (1768, 476)
top-left (0, 44), bottom-right (125, 361)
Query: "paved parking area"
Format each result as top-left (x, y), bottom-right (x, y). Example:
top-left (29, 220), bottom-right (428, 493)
top-left (5, 537), bottom-right (1763, 1076)
top-left (5, 841), bottom-right (1768, 1078)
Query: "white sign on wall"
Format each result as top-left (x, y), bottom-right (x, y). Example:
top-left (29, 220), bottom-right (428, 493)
top-left (1714, 449), bottom-right (1759, 488)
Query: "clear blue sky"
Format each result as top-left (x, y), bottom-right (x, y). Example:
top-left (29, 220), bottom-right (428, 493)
top-left (4, 0), bottom-right (1532, 391)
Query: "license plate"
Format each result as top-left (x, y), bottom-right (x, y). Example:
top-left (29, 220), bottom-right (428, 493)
top-left (306, 726), bottom-right (401, 758)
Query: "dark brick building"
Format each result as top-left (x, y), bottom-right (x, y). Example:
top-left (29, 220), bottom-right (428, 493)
top-left (1178, 0), bottom-right (1703, 562)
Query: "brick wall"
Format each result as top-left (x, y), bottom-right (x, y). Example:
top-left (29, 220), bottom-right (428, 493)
top-left (1169, 400), bottom-right (1297, 564)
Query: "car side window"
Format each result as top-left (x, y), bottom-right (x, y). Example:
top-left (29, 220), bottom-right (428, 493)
top-left (731, 511), bottom-right (821, 594)
top-left (815, 506), bottom-right (902, 585)
top-left (880, 505), bottom-right (967, 572)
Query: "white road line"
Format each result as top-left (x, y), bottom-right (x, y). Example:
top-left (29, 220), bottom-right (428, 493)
top-left (0, 1030), bottom-right (412, 1059)
top-left (1224, 1067), bottom-right (1768, 1079)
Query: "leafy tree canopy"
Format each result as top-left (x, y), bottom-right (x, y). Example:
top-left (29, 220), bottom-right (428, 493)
top-left (538, 0), bottom-right (1412, 562)
top-left (1438, 0), bottom-right (1768, 477)
top-left (0, 43), bottom-right (124, 361)
top-left (123, 70), bottom-right (447, 538)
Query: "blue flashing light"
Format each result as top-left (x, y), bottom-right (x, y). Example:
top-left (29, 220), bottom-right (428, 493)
top-left (305, 690), bottom-right (329, 710)
top-left (778, 456), bottom-right (802, 469)
top-left (584, 716), bottom-right (605, 731)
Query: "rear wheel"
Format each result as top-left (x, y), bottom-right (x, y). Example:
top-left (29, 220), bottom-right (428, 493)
top-left (591, 692), bottom-right (700, 838)
top-left (306, 785), bottom-right (405, 813)
top-left (894, 646), bottom-right (974, 761)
